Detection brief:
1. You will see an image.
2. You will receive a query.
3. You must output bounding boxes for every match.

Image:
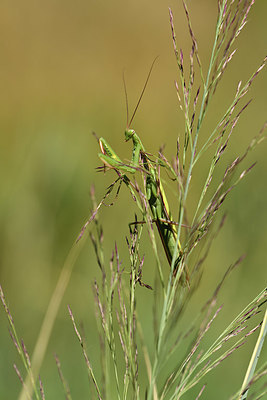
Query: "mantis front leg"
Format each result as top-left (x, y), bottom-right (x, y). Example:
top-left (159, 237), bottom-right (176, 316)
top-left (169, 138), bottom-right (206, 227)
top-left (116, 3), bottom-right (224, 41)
top-left (98, 137), bottom-right (136, 174)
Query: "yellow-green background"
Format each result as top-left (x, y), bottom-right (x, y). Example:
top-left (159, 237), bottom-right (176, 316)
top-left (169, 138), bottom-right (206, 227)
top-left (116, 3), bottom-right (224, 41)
top-left (0, 0), bottom-right (266, 398)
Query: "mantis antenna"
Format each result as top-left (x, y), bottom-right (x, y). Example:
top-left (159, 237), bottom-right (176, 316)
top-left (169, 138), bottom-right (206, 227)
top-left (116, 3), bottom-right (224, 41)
top-left (123, 56), bottom-right (159, 129)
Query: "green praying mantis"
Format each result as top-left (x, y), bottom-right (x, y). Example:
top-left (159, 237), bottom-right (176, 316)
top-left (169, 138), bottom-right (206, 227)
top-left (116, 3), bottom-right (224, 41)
top-left (98, 131), bottom-right (186, 278)
top-left (96, 62), bottom-right (189, 286)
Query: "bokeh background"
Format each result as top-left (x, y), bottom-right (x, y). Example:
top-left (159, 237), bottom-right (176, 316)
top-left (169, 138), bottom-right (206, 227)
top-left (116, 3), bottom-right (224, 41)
top-left (0, 0), bottom-right (266, 398)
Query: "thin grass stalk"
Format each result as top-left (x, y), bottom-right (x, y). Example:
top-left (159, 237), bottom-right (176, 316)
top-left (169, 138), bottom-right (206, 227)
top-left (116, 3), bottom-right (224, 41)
top-left (127, 276), bottom-right (138, 397)
top-left (104, 264), bottom-right (122, 399)
top-left (90, 198), bottom-right (125, 399)
top-left (170, 307), bottom-right (223, 397)
top-left (203, 290), bottom-right (266, 361)
top-left (168, 290), bottom-right (266, 398)
top-left (54, 354), bottom-right (72, 400)
top-left (128, 249), bottom-right (139, 397)
top-left (17, 218), bottom-right (89, 400)
top-left (68, 306), bottom-right (102, 399)
top-left (194, 56), bottom-right (267, 167)
top-left (238, 304), bottom-right (267, 400)
top-left (90, 187), bottom-right (110, 398)
top-left (160, 256), bottom-right (242, 397)
top-left (39, 376), bottom-right (45, 400)
top-left (121, 224), bottom-right (144, 398)
top-left (0, 286), bottom-right (40, 400)
top-left (190, 125), bottom-right (266, 251)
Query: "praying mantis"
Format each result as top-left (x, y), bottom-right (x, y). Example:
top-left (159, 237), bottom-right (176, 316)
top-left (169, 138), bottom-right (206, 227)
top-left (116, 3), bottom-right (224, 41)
top-left (96, 62), bottom-right (189, 286)
top-left (98, 131), bottom-right (185, 275)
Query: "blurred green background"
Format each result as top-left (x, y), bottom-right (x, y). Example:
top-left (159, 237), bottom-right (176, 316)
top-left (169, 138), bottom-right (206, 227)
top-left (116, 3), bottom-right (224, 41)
top-left (0, 0), bottom-right (266, 398)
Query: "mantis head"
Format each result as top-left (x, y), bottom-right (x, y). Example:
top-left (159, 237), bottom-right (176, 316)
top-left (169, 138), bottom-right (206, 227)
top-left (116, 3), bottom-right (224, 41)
top-left (125, 128), bottom-right (135, 142)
